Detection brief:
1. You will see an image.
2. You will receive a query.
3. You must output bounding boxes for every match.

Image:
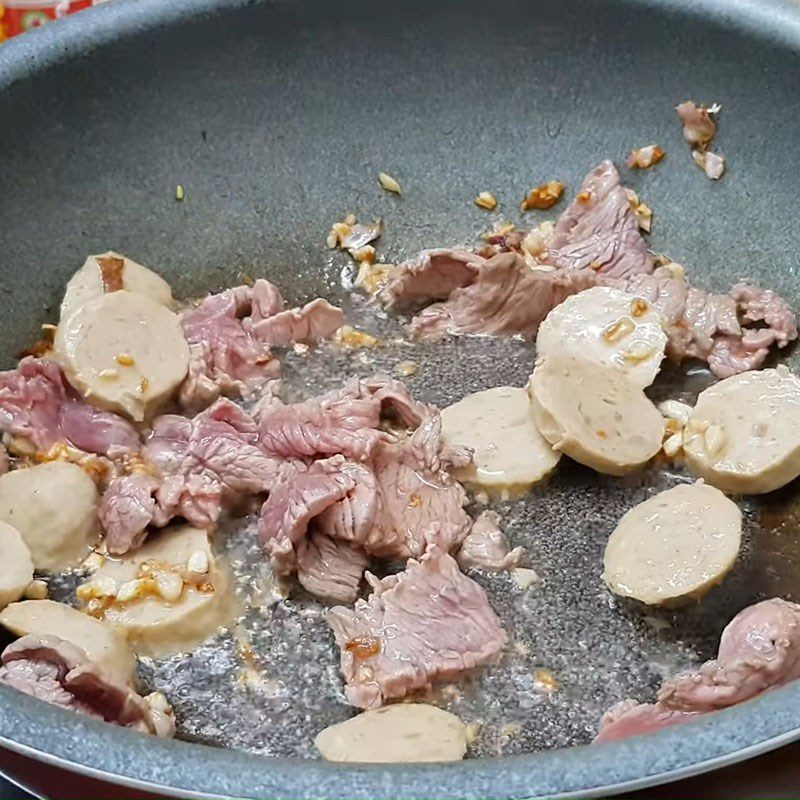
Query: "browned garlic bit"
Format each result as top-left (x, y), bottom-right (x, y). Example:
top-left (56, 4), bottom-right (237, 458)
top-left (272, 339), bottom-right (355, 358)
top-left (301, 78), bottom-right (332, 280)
top-left (658, 399), bottom-right (694, 458)
top-left (377, 172), bottom-right (402, 195)
top-left (692, 150), bottom-right (726, 180)
top-left (327, 214), bottom-right (382, 256)
top-left (354, 261), bottom-right (397, 295)
top-left (676, 100), bottom-right (719, 147)
top-left (511, 567), bottom-right (539, 590)
top-left (520, 180), bottom-right (565, 211)
top-left (475, 191), bottom-right (498, 211)
top-left (602, 317), bottom-right (636, 344)
top-left (520, 221), bottom-right (555, 260)
top-left (394, 360), bottom-right (419, 377)
top-left (623, 188), bottom-right (653, 233)
top-left (23, 580), bottom-right (49, 601)
top-left (534, 668), bottom-right (560, 692)
top-left (626, 145), bottom-right (665, 169)
top-left (481, 221), bottom-right (516, 242)
top-left (334, 326), bottom-right (382, 349)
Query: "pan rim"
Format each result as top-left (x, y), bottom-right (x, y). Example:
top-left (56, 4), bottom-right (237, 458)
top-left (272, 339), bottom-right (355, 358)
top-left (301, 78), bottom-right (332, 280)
top-left (1, 0), bottom-right (800, 797)
top-left (1, 680), bottom-right (800, 800)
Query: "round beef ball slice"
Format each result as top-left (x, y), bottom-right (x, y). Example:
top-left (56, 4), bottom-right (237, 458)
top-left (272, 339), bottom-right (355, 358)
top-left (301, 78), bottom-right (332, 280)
top-left (315, 704), bottom-right (468, 763)
top-left (78, 525), bottom-right (236, 658)
top-left (536, 286), bottom-right (667, 389)
top-left (0, 522), bottom-right (34, 610)
top-left (55, 290), bottom-right (189, 422)
top-left (528, 355), bottom-right (664, 476)
top-left (603, 481), bottom-right (742, 607)
top-left (441, 385), bottom-right (560, 494)
top-left (60, 251), bottom-right (174, 323)
top-left (0, 462), bottom-right (99, 572)
top-left (0, 599), bottom-right (136, 687)
top-left (684, 366), bottom-right (800, 495)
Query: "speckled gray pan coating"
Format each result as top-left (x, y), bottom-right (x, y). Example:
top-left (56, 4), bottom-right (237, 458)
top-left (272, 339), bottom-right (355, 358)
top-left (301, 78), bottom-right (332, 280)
top-left (1, 0), bottom-right (800, 796)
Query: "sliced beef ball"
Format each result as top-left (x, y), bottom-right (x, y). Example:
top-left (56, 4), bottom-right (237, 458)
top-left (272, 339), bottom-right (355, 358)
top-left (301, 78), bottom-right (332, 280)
top-left (328, 547), bottom-right (506, 708)
top-left (0, 634), bottom-right (174, 737)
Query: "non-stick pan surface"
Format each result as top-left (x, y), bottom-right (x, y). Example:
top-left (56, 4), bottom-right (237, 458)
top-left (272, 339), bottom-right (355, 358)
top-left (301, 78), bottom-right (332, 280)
top-left (1, 0), bottom-right (800, 797)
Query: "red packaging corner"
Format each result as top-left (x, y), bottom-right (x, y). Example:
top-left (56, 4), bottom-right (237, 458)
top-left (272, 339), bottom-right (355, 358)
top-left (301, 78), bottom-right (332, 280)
top-left (1, 0), bottom-right (98, 41)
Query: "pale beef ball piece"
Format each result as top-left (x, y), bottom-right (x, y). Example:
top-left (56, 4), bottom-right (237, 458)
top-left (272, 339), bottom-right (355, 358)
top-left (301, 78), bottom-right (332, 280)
top-left (0, 462), bottom-right (99, 572)
top-left (529, 355), bottom-right (664, 476)
top-left (603, 482), bottom-right (742, 607)
top-left (55, 290), bottom-right (189, 422)
top-left (537, 287), bottom-right (668, 388)
top-left (60, 251), bottom-right (174, 322)
top-left (0, 522), bottom-right (34, 610)
top-left (315, 704), bottom-right (468, 763)
top-left (0, 599), bottom-right (136, 686)
top-left (441, 386), bottom-right (560, 492)
top-left (79, 525), bottom-right (235, 657)
top-left (684, 366), bottom-right (800, 495)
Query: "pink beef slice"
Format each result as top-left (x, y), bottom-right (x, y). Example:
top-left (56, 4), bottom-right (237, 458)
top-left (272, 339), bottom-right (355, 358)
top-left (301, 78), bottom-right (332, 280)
top-left (260, 412), bottom-right (471, 570)
top-left (101, 399), bottom-right (282, 554)
top-left (594, 700), bottom-right (702, 744)
top-left (179, 279), bottom-right (343, 413)
top-left (258, 456), bottom-right (363, 574)
top-left (179, 281), bottom-right (282, 413)
top-left (296, 531), bottom-right (369, 604)
top-left (99, 473), bottom-right (160, 555)
top-left (0, 634), bottom-right (174, 737)
top-left (595, 598), bottom-right (800, 743)
top-left (611, 268), bottom-right (797, 378)
top-left (409, 252), bottom-right (597, 340)
top-left (456, 510), bottom-right (524, 572)
top-left (0, 358), bottom-right (140, 457)
top-left (658, 598), bottom-right (800, 712)
top-left (541, 160), bottom-right (655, 279)
top-left (328, 547), bottom-right (507, 708)
top-left (257, 375), bottom-right (430, 462)
top-left (247, 298), bottom-right (344, 347)
top-left (314, 414), bottom-right (472, 561)
top-left (378, 249), bottom-right (485, 308)
top-left (365, 416), bottom-right (471, 559)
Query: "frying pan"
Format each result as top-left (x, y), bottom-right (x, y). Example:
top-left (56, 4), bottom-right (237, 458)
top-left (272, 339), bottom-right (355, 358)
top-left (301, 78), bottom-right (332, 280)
top-left (1, 0), bottom-right (800, 797)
